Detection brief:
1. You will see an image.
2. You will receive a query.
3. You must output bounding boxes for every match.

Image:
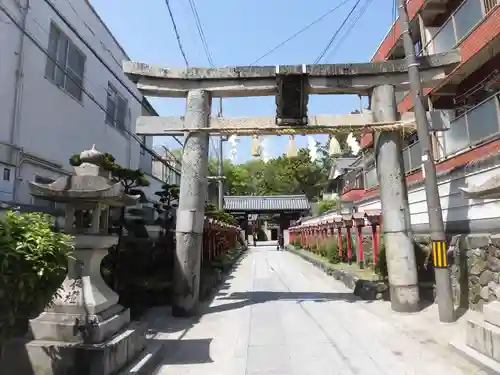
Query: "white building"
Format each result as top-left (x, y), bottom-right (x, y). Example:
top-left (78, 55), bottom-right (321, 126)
top-left (0, 0), bottom-right (179, 207)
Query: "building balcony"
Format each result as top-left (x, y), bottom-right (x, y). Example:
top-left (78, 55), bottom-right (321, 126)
top-left (358, 91), bottom-right (500, 196)
top-left (442, 92), bottom-right (500, 157)
top-left (430, 0), bottom-right (497, 54)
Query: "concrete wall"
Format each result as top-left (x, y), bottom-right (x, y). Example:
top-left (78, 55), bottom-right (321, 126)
top-left (356, 155), bottom-right (500, 230)
top-left (0, 0), bottom-right (166, 204)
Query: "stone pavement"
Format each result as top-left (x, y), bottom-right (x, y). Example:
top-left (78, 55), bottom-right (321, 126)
top-left (146, 246), bottom-right (487, 375)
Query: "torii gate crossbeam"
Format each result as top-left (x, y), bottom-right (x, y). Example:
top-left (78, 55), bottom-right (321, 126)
top-left (124, 50), bottom-right (459, 98)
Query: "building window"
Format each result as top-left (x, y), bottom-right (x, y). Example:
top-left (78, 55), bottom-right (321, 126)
top-left (106, 83), bottom-right (128, 132)
top-left (140, 135), bottom-right (146, 155)
top-left (3, 168), bottom-right (11, 181)
top-left (45, 22), bottom-right (86, 102)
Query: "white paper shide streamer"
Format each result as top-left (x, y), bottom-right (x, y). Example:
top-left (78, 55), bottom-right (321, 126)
top-left (287, 135), bottom-right (297, 157)
top-left (307, 136), bottom-right (318, 162)
top-left (228, 135), bottom-right (239, 162)
top-left (346, 133), bottom-right (360, 156)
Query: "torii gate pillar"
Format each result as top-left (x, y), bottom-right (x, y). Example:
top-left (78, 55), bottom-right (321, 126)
top-left (372, 85), bottom-right (420, 313)
top-left (173, 89), bottom-right (211, 317)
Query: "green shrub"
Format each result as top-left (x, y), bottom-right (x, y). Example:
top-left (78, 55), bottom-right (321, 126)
top-left (325, 239), bottom-right (340, 264)
top-left (374, 240), bottom-right (388, 278)
top-left (0, 211), bottom-right (74, 342)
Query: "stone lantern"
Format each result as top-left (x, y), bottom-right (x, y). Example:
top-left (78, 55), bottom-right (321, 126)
top-left (6, 146), bottom-right (147, 375)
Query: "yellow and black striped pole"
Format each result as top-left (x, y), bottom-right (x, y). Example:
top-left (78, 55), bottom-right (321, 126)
top-left (432, 240), bottom-right (448, 268)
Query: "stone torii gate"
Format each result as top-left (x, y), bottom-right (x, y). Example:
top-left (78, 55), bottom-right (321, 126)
top-left (123, 51), bottom-right (460, 317)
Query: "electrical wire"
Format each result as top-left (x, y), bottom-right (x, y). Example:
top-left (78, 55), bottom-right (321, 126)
top-left (187, 0), bottom-right (214, 66)
top-left (164, 0), bottom-right (190, 67)
top-left (314, 0), bottom-right (362, 64)
top-left (0, 4), bottom-right (180, 174)
top-left (392, 0), bottom-right (398, 46)
top-left (249, 0), bottom-right (353, 66)
top-left (323, 0), bottom-right (375, 61)
top-left (42, 0), bottom-right (184, 149)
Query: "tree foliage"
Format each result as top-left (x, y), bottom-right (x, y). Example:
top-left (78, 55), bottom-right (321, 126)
top-left (69, 152), bottom-right (150, 192)
top-left (154, 183), bottom-right (180, 232)
top-left (317, 199), bottom-right (339, 215)
top-left (204, 202), bottom-right (237, 225)
top-left (211, 147), bottom-right (329, 201)
top-left (0, 212), bottom-right (74, 343)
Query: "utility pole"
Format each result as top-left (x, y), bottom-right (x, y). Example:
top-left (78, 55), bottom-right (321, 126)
top-left (397, 0), bottom-right (455, 322)
top-left (218, 135), bottom-right (224, 210)
top-left (217, 98), bottom-right (226, 211)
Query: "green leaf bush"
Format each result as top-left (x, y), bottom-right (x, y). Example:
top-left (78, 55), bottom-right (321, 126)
top-left (0, 211), bottom-right (74, 343)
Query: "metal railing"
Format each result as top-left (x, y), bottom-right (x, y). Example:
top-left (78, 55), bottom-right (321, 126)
top-left (364, 166), bottom-right (378, 190)
top-left (432, 0), bottom-right (497, 54)
top-left (402, 141), bottom-right (423, 173)
top-left (443, 93), bottom-right (500, 156)
top-left (484, 0), bottom-right (499, 13)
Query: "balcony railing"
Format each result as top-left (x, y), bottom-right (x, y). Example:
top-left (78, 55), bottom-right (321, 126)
top-left (432, 0), bottom-right (497, 54)
top-left (402, 141), bottom-right (423, 174)
top-left (443, 93), bottom-right (500, 156)
top-left (364, 166), bottom-right (378, 190)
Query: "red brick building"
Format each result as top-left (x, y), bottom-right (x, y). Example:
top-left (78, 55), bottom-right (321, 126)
top-left (342, 0), bottom-right (500, 203)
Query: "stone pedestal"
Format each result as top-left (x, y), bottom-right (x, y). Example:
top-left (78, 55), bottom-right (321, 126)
top-left (451, 301), bottom-right (500, 373)
top-left (1, 234), bottom-right (147, 375)
top-left (1, 322), bottom-right (147, 375)
top-left (29, 235), bottom-right (129, 344)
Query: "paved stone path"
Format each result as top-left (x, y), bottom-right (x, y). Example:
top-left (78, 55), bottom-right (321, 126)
top-left (149, 246), bottom-right (486, 375)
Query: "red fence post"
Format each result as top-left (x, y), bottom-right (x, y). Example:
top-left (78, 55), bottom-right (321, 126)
top-left (357, 226), bottom-right (364, 268)
top-left (365, 210), bottom-right (382, 268)
top-left (343, 215), bottom-right (354, 265)
top-left (372, 224), bottom-right (378, 266)
top-left (353, 213), bottom-right (365, 269)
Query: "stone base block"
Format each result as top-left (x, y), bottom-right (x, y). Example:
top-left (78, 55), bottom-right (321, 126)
top-left (30, 305), bottom-right (130, 344)
top-left (484, 301), bottom-right (500, 327)
top-left (450, 339), bottom-right (500, 375)
top-left (0, 321), bottom-right (147, 375)
top-left (466, 317), bottom-right (500, 361)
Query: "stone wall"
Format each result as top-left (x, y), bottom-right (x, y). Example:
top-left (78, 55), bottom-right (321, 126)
top-left (451, 234), bottom-right (500, 312)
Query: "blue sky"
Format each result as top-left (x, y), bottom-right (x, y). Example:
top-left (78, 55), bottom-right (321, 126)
top-left (90, 0), bottom-right (396, 163)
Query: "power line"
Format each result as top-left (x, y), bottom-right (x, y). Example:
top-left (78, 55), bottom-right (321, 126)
top-left (324, 0), bottom-right (374, 61)
top-left (42, 0), bottom-right (184, 149)
top-left (164, 0), bottom-right (190, 67)
top-left (250, 0), bottom-right (353, 66)
top-left (187, 0), bottom-right (214, 66)
top-left (314, 0), bottom-right (362, 64)
top-left (0, 3), bottom-right (180, 174)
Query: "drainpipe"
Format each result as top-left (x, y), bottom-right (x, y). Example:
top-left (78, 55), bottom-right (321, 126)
top-left (10, 0), bottom-right (30, 202)
top-left (10, 0), bottom-right (29, 156)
